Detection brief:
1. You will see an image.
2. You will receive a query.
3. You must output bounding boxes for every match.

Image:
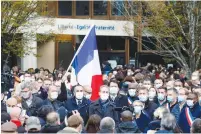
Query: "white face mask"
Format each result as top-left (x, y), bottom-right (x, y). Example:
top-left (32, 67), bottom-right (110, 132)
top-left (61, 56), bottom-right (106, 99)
top-left (138, 95), bottom-right (148, 102)
top-left (6, 106), bottom-right (13, 113)
top-left (144, 85), bottom-right (151, 90)
top-left (175, 87), bottom-right (181, 91)
top-left (21, 92), bottom-right (30, 99)
top-left (186, 100), bottom-right (194, 108)
top-left (24, 78), bottom-right (31, 83)
top-left (154, 84), bottom-right (162, 89)
top-left (128, 89), bottom-right (136, 97)
top-left (85, 94), bottom-right (92, 100)
top-left (76, 92), bottom-right (84, 100)
top-left (134, 106), bottom-right (143, 114)
top-left (109, 87), bottom-right (119, 95)
top-left (149, 91), bottom-right (156, 99)
top-left (113, 71), bottom-right (117, 75)
top-left (100, 93), bottom-right (109, 101)
top-left (50, 92), bottom-right (58, 100)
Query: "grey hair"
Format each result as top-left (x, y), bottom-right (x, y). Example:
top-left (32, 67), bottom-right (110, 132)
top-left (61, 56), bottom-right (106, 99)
top-left (46, 112), bottom-right (60, 125)
top-left (21, 81), bottom-right (32, 90)
top-left (161, 113), bottom-right (176, 131)
top-left (100, 117), bottom-right (115, 130)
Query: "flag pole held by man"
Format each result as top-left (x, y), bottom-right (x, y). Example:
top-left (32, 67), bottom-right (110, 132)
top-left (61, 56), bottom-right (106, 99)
top-left (63, 25), bottom-right (103, 101)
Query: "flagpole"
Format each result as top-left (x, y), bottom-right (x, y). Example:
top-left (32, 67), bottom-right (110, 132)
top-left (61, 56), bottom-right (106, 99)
top-left (62, 25), bottom-right (95, 81)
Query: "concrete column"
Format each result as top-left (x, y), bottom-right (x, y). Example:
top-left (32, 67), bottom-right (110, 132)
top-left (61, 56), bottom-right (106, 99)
top-left (21, 33), bottom-right (37, 71)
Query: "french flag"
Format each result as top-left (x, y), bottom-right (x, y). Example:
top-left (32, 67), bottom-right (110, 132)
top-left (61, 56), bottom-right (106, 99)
top-left (71, 25), bottom-right (103, 101)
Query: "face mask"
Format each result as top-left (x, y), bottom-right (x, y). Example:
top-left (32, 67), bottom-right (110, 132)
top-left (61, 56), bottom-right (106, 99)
top-left (134, 106), bottom-right (143, 114)
top-left (155, 84), bottom-right (162, 89)
top-left (128, 89), bottom-right (136, 97)
top-left (24, 78), bottom-right (31, 83)
top-left (167, 96), bottom-right (174, 103)
top-left (21, 92), bottom-right (30, 99)
top-left (109, 87), bottom-right (119, 95)
top-left (144, 85), bottom-right (151, 90)
top-left (138, 95), bottom-right (148, 102)
top-left (178, 95), bottom-right (186, 103)
top-left (158, 93), bottom-right (165, 101)
top-left (50, 92), bottom-right (58, 100)
top-left (76, 92), bottom-right (84, 100)
top-left (85, 94), bottom-right (92, 100)
top-left (149, 91), bottom-right (156, 99)
top-left (175, 87), bottom-right (181, 91)
top-left (7, 106), bottom-right (13, 113)
top-left (186, 100), bottom-right (194, 108)
top-left (113, 71), bottom-right (117, 75)
top-left (100, 93), bottom-right (109, 101)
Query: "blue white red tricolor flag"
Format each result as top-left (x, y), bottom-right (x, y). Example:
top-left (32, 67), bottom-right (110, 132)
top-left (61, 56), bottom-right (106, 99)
top-left (70, 25), bottom-right (103, 101)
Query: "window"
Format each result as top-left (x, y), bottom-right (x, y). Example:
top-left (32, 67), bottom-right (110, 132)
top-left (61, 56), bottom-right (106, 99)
top-left (76, 1), bottom-right (89, 16)
top-left (96, 36), bottom-right (108, 50)
top-left (58, 1), bottom-right (72, 16)
top-left (111, 1), bottom-right (124, 16)
top-left (142, 37), bottom-right (157, 50)
top-left (110, 36), bottom-right (125, 50)
top-left (93, 1), bottom-right (108, 16)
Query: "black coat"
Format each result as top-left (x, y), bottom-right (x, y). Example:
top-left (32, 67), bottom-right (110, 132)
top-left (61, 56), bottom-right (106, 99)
top-left (117, 121), bottom-right (141, 133)
top-left (43, 98), bottom-right (64, 111)
top-left (114, 94), bottom-right (129, 107)
top-left (57, 82), bottom-right (67, 102)
top-left (37, 87), bottom-right (48, 100)
top-left (144, 100), bottom-right (158, 119)
top-left (89, 99), bottom-right (119, 124)
top-left (40, 124), bottom-right (61, 133)
top-left (64, 97), bottom-right (91, 125)
top-left (21, 95), bottom-right (43, 116)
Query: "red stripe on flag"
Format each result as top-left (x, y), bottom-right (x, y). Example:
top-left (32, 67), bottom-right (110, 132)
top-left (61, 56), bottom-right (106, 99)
top-left (91, 75), bottom-right (103, 101)
top-left (185, 108), bottom-right (192, 126)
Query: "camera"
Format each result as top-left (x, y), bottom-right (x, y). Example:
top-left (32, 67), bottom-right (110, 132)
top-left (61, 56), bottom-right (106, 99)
top-left (114, 106), bottom-right (134, 113)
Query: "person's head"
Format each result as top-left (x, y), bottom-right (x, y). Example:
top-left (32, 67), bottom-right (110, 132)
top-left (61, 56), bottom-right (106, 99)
top-left (157, 87), bottom-right (167, 101)
top-left (6, 98), bottom-right (18, 113)
top-left (191, 71), bottom-right (200, 81)
top-left (44, 69), bottom-right (50, 76)
top-left (48, 85), bottom-right (59, 101)
top-left (20, 82), bottom-right (32, 100)
top-left (154, 79), bottom-right (163, 89)
top-left (83, 85), bottom-right (92, 100)
top-left (46, 112), bottom-right (60, 126)
top-left (9, 106), bottom-right (22, 120)
top-left (167, 88), bottom-right (178, 104)
top-left (186, 93), bottom-right (198, 108)
top-left (85, 114), bottom-right (101, 133)
top-left (99, 117), bottom-right (115, 133)
top-left (192, 87), bottom-right (201, 95)
top-left (133, 100), bottom-right (144, 115)
top-left (1, 122), bottom-right (18, 134)
top-left (138, 87), bottom-right (148, 102)
top-left (25, 116), bottom-right (41, 133)
top-left (143, 79), bottom-right (152, 90)
top-left (74, 85), bottom-right (84, 100)
top-left (160, 113), bottom-right (176, 131)
top-left (109, 81), bottom-right (119, 100)
top-left (153, 107), bottom-right (169, 120)
top-left (166, 80), bottom-right (175, 90)
top-left (120, 110), bottom-right (133, 122)
top-left (37, 105), bottom-right (54, 119)
top-left (128, 83), bottom-right (138, 97)
top-left (191, 118), bottom-right (201, 133)
top-left (43, 78), bottom-right (52, 89)
top-left (36, 78), bottom-right (43, 88)
top-left (67, 114), bottom-right (84, 133)
top-left (174, 80), bottom-right (183, 92)
top-left (178, 88), bottom-right (189, 104)
top-left (148, 87), bottom-right (157, 101)
top-left (29, 82), bottom-right (39, 94)
top-left (24, 73), bottom-right (31, 83)
top-left (99, 85), bottom-right (109, 101)
top-left (54, 80), bottom-right (62, 94)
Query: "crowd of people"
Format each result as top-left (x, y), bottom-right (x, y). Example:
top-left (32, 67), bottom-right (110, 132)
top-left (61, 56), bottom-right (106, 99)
top-left (1, 63), bottom-right (201, 134)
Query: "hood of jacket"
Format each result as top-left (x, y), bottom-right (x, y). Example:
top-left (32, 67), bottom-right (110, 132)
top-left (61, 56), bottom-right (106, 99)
top-left (118, 121), bottom-right (140, 133)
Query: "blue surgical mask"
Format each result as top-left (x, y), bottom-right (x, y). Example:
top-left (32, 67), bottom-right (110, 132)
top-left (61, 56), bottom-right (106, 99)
top-left (167, 96), bottom-right (174, 103)
top-left (186, 100), bottom-right (194, 108)
top-left (158, 93), bottom-right (165, 101)
top-left (138, 95), bottom-right (148, 102)
top-left (178, 95), bottom-right (186, 103)
top-left (134, 106), bottom-right (143, 114)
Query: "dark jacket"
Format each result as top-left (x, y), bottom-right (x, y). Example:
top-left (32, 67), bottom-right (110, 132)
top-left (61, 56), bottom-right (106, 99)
top-left (43, 98), bottom-right (63, 111)
top-left (40, 124), bottom-right (61, 133)
top-left (135, 110), bottom-right (151, 133)
top-left (89, 99), bottom-right (119, 124)
top-left (1, 101), bottom-right (7, 113)
top-left (147, 120), bottom-right (161, 131)
top-left (189, 102), bottom-right (201, 118)
top-left (169, 103), bottom-right (180, 122)
top-left (156, 99), bottom-right (168, 107)
top-left (117, 121), bottom-right (141, 133)
top-left (21, 95), bottom-right (43, 116)
top-left (113, 94), bottom-right (129, 107)
top-left (127, 96), bottom-right (139, 105)
top-left (57, 82), bottom-right (67, 102)
top-left (64, 97), bottom-right (91, 125)
top-left (144, 100), bottom-right (158, 119)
